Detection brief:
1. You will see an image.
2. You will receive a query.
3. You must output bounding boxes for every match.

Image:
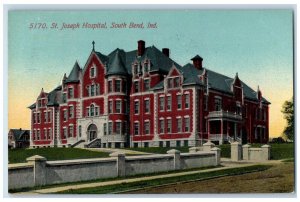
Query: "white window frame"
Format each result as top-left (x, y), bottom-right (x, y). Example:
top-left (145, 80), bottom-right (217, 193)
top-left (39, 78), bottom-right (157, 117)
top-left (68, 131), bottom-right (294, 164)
top-left (177, 117), bottom-right (182, 132)
top-left (115, 79), bottom-right (122, 92)
top-left (185, 93), bottom-right (190, 109)
top-left (115, 121), bottom-right (122, 135)
top-left (177, 95), bottom-right (182, 110)
top-left (144, 121), bottom-right (150, 135)
top-left (159, 96), bottom-right (165, 111)
top-left (144, 99), bottom-right (150, 114)
top-left (159, 119), bottom-right (164, 134)
top-left (115, 100), bottom-right (122, 114)
top-left (134, 100), bottom-right (139, 114)
top-left (134, 121), bottom-right (139, 135)
top-left (90, 66), bottom-right (96, 78)
top-left (68, 87), bottom-right (74, 99)
top-left (167, 96), bottom-right (172, 111)
top-left (167, 118), bottom-right (172, 133)
top-left (184, 117), bottom-right (190, 132)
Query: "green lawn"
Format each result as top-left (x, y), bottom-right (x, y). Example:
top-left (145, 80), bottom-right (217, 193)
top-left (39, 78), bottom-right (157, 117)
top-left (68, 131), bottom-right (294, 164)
top-left (8, 148), bottom-right (110, 164)
top-left (218, 143), bottom-right (294, 160)
top-left (126, 146), bottom-right (190, 154)
top-left (57, 164), bottom-right (272, 194)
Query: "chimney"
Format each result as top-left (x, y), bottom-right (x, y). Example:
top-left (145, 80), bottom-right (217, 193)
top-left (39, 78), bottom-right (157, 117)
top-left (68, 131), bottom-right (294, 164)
top-left (137, 40), bottom-right (145, 56)
top-left (162, 48), bottom-right (170, 57)
top-left (191, 55), bottom-right (203, 70)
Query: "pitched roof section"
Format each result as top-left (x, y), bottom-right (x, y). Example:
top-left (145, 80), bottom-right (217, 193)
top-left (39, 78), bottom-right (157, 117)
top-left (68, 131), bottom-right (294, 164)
top-left (191, 54), bottom-right (203, 60)
top-left (10, 129), bottom-right (30, 141)
top-left (65, 62), bottom-right (81, 83)
top-left (47, 85), bottom-right (62, 106)
top-left (106, 49), bottom-right (129, 76)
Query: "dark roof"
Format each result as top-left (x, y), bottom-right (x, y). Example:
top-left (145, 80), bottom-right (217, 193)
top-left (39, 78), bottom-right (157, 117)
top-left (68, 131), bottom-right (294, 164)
top-left (47, 85), bottom-right (62, 106)
top-left (191, 55), bottom-right (203, 60)
top-left (106, 49), bottom-right (128, 76)
top-left (10, 129), bottom-right (30, 141)
top-left (92, 45), bottom-right (181, 76)
top-left (65, 62), bottom-right (81, 83)
top-left (28, 103), bottom-right (36, 109)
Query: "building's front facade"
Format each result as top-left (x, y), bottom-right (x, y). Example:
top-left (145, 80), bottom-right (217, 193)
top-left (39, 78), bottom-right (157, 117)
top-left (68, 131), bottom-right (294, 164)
top-left (8, 128), bottom-right (30, 149)
top-left (29, 40), bottom-right (270, 148)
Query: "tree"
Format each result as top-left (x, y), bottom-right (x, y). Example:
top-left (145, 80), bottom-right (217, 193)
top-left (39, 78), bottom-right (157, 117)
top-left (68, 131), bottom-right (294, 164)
top-left (281, 97), bottom-right (294, 140)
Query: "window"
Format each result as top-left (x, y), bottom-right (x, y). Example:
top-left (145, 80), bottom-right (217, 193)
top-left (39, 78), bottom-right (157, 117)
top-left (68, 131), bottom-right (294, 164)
top-left (116, 122), bottom-right (121, 134)
top-left (63, 110), bottom-right (67, 121)
top-left (48, 129), bottom-right (51, 139)
top-left (95, 106), bottom-right (99, 116)
top-left (86, 108), bottom-right (89, 117)
top-left (123, 121), bottom-right (128, 135)
top-left (115, 80), bottom-right (121, 92)
top-left (159, 141), bottom-right (163, 147)
top-left (174, 77), bottom-right (180, 87)
top-left (159, 119), bottom-right (164, 134)
top-left (90, 84), bottom-right (95, 96)
top-left (144, 121), bottom-right (150, 134)
top-left (37, 130), bottom-right (40, 140)
top-left (63, 128), bottom-right (67, 139)
top-left (68, 88), bottom-right (74, 98)
top-left (177, 118), bottom-right (182, 132)
top-left (134, 101), bottom-right (139, 114)
top-left (69, 106), bottom-right (74, 118)
top-left (236, 104), bottom-right (241, 115)
top-left (144, 142), bottom-right (149, 148)
top-left (69, 125), bottom-right (73, 137)
top-left (38, 100), bottom-right (42, 107)
top-left (185, 94), bottom-right (190, 109)
top-left (177, 95), bottom-right (182, 109)
top-left (144, 99), bottom-right (150, 113)
top-left (90, 67), bottom-right (95, 78)
top-left (48, 111), bottom-right (51, 122)
top-left (167, 119), bottom-right (172, 133)
top-left (167, 78), bottom-right (172, 88)
top-left (103, 123), bottom-right (107, 135)
top-left (108, 122), bottom-right (113, 135)
top-left (176, 140), bottom-right (181, 147)
top-left (44, 129), bottom-right (47, 140)
top-left (184, 117), bottom-right (190, 132)
top-left (108, 80), bottom-right (112, 93)
top-left (144, 62), bottom-right (149, 73)
top-left (62, 93), bottom-right (67, 103)
top-left (38, 113), bottom-right (41, 123)
top-left (184, 140), bottom-right (189, 147)
top-left (167, 96), bottom-right (171, 111)
top-left (134, 64), bottom-right (138, 75)
top-left (134, 81), bottom-right (139, 93)
top-left (109, 100), bottom-right (113, 113)
top-left (144, 79), bottom-right (150, 91)
top-left (214, 97), bottom-right (222, 111)
top-left (166, 141), bottom-right (170, 147)
top-left (159, 97), bottom-right (164, 111)
top-left (96, 84), bottom-right (100, 95)
top-left (134, 122), bottom-right (139, 135)
top-left (79, 125), bottom-right (82, 137)
top-left (116, 100), bottom-right (121, 113)
top-left (44, 111), bottom-right (47, 122)
top-left (90, 104), bottom-right (95, 116)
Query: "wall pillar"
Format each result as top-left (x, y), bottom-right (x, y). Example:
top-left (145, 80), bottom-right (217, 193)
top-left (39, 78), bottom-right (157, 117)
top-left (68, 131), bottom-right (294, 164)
top-left (242, 144), bottom-right (250, 160)
top-left (167, 149), bottom-right (181, 170)
top-left (109, 152), bottom-right (126, 177)
top-left (231, 141), bottom-right (242, 161)
top-left (211, 147), bottom-right (221, 166)
top-left (203, 141), bottom-right (215, 152)
top-left (261, 144), bottom-right (271, 160)
top-left (26, 155), bottom-right (47, 186)
top-left (220, 120), bottom-right (223, 145)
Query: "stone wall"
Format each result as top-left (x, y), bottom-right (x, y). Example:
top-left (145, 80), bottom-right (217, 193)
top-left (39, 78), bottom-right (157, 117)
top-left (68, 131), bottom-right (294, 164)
top-left (230, 142), bottom-right (271, 162)
top-left (8, 147), bottom-right (220, 190)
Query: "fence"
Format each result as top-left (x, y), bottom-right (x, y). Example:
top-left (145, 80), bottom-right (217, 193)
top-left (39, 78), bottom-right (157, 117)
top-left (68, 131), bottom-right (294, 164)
top-left (8, 147), bottom-right (220, 190)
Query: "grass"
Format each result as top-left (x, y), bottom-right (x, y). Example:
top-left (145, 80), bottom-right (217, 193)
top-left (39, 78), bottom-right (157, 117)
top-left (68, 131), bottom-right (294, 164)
top-left (127, 146), bottom-right (190, 154)
top-left (218, 143), bottom-right (294, 160)
top-left (57, 164), bottom-right (272, 194)
top-left (8, 148), bottom-right (110, 164)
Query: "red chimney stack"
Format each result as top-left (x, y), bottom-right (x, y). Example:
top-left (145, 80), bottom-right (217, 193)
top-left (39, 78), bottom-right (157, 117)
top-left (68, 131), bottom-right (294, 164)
top-left (137, 40), bottom-right (145, 56)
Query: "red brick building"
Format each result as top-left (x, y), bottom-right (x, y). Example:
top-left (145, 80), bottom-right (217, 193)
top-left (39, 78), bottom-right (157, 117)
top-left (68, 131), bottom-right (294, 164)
top-left (29, 40), bottom-right (270, 148)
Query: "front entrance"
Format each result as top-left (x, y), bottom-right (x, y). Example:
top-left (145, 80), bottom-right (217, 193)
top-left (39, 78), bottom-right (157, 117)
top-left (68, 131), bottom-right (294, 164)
top-left (87, 124), bottom-right (97, 142)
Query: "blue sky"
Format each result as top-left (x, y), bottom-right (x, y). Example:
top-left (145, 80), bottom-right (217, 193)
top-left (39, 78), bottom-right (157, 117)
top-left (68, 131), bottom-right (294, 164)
top-left (8, 10), bottom-right (293, 136)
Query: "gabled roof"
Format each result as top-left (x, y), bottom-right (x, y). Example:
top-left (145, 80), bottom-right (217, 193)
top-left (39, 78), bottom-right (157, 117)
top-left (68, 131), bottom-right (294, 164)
top-left (47, 85), bottom-right (62, 106)
top-left (191, 54), bottom-right (203, 60)
top-left (65, 62), bottom-right (81, 83)
top-left (10, 129), bottom-right (30, 141)
top-left (106, 49), bottom-right (128, 76)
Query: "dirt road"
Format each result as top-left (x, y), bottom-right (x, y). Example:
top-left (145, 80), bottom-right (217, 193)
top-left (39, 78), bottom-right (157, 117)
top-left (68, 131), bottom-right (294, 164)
top-left (123, 162), bottom-right (294, 194)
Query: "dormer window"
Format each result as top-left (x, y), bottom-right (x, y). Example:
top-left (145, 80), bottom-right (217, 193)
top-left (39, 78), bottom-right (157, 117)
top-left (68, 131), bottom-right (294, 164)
top-left (134, 81), bottom-right (139, 93)
top-left (38, 100), bottom-right (42, 107)
top-left (68, 87), bottom-right (74, 99)
top-left (174, 77), bottom-right (180, 88)
top-left (134, 64), bottom-right (138, 75)
top-left (62, 93), bottom-right (67, 103)
top-left (90, 66), bottom-right (96, 78)
top-left (144, 79), bottom-right (150, 91)
top-left (167, 78), bottom-right (172, 88)
top-left (144, 62), bottom-right (149, 73)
